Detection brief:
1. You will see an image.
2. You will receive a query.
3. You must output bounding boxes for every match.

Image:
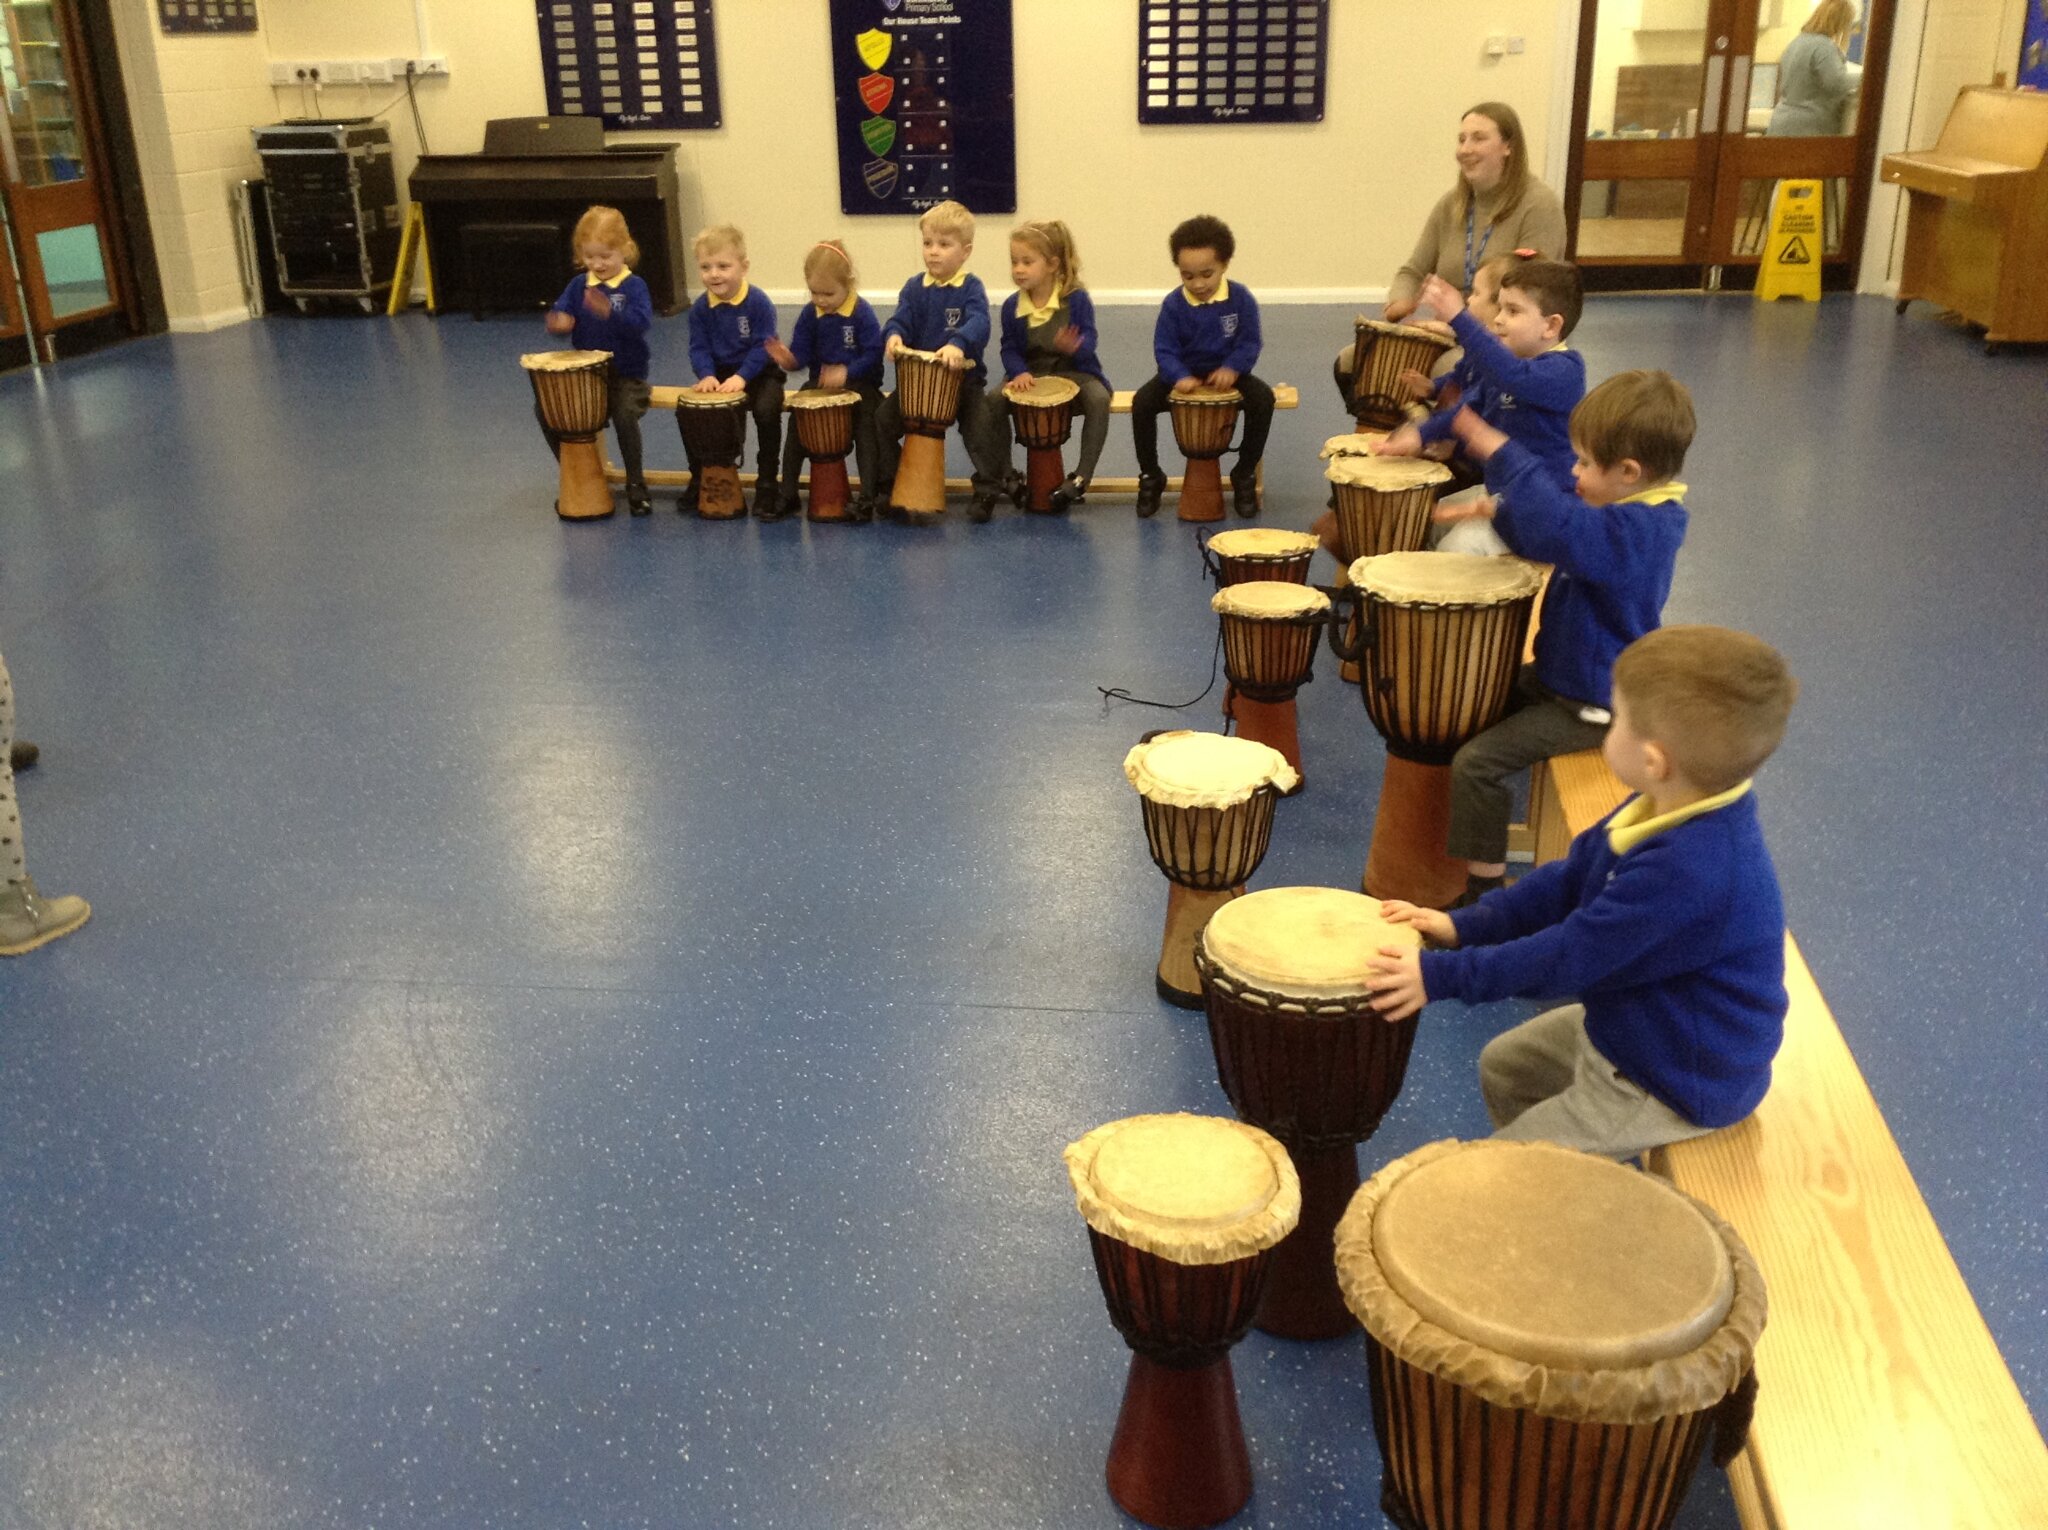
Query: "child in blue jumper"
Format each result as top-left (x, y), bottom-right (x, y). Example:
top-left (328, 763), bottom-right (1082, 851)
top-left (1131, 214), bottom-right (1272, 519)
top-left (765, 238), bottom-right (886, 522)
top-left (541, 205), bottom-right (655, 515)
top-left (684, 223), bottom-right (785, 517)
top-left (1435, 369), bottom-right (1696, 906)
top-left (876, 200), bottom-right (1009, 523)
top-left (1367, 625), bottom-right (1798, 1159)
top-left (984, 218), bottom-right (1112, 513)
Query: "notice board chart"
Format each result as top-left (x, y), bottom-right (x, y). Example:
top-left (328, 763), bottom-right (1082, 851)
top-left (538, 0), bottom-right (723, 130)
top-left (158, 0), bottom-right (259, 33)
top-left (829, 0), bottom-right (1015, 216)
top-left (1138, 1), bottom-right (1328, 125)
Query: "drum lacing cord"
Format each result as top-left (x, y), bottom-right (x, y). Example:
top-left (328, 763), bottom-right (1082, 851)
top-left (1097, 626), bottom-right (1225, 715)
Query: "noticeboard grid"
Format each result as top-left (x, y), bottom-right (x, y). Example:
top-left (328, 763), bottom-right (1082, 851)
top-left (1138, 0), bottom-right (1328, 125)
top-left (538, 0), bottom-right (723, 131)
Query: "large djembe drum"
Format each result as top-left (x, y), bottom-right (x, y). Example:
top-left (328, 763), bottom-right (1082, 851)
top-left (1349, 318), bottom-right (1455, 431)
top-left (674, 391), bottom-right (750, 519)
top-left (1197, 887), bottom-right (1423, 1340)
top-left (1329, 552), bottom-right (1544, 908)
top-left (522, 349), bottom-right (615, 521)
top-left (1123, 730), bottom-right (1295, 1009)
top-left (1168, 387), bottom-right (1242, 523)
top-left (1202, 527), bottom-right (1319, 589)
top-left (787, 388), bottom-right (859, 523)
top-left (1336, 1139), bottom-right (1766, 1530)
top-left (1326, 454), bottom-right (1452, 562)
top-left (891, 348), bottom-right (963, 521)
top-left (1213, 581), bottom-right (1330, 787)
top-left (1066, 1112), bottom-right (1301, 1530)
top-left (1004, 375), bottom-right (1080, 512)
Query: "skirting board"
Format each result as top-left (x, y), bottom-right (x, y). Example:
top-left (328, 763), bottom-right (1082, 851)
top-left (169, 308), bottom-right (253, 334)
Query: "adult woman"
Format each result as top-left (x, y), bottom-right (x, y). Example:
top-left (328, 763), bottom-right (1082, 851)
top-left (1768, 0), bottom-right (1858, 137)
top-left (1336, 103), bottom-right (1567, 410)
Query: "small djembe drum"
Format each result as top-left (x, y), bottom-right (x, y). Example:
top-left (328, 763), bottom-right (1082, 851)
top-left (1004, 375), bottom-right (1080, 512)
top-left (674, 391), bottom-right (750, 519)
top-left (1202, 527), bottom-right (1319, 589)
top-left (1123, 730), bottom-right (1295, 1009)
top-left (891, 348), bottom-right (963, 521)
top-left (1066, 1112), bottom-right (1301, 1530)
top-left (1350, 318), bottom-right (1455, 432)
top-left (1168, 387), bottom-right (1242, 523)
top-left (522, 349), bottom-right (615, 521)
top-left (1335, 1139), bottom-right (1767, 1530)
top-left (1197, 887), bottom-right (1422, 1340)
top-left (1213, 581), bottom-right (1330, 788)
top-left (787, 388), bottom-right (860, 523)
top-left (1327, 454), bottom-right (1452, 562)
top-left (1329, 552), bottom-right (1545, 908)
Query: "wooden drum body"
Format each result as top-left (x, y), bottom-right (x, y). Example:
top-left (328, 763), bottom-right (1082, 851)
top-left (1330, 553), bottom-right (1543, 908)
top-left (1203, 527), bottom-right (1318, 589)
top-left (1168, 388), bottom-right (1241, 523)
top-left (1212, 581), bottom-right (1329, 786)
top-left (1351, 318), bottom-right (1454, 432)
top-left (675, 392), bottom-right (750, 519)
top-left (1124, 730), bottom-right (1295, 1010)
top-left (1005, 375), bottom-right (1079, 512)
top-left (1196, 888), bottom-right (1422, 1340)
top-left (1326, 455), bottom-right (1452, 562)
top-left (788, 389), bottom-right (859, 522)
top-left (1066, 1113), bottom-right (1301, 1530)
top-left (891, 349), bottom-right (963, 520)
top-left (523, 349), bottom-right (615, 521)
top-left (1336, 1140), bottom-right (1766, 1530)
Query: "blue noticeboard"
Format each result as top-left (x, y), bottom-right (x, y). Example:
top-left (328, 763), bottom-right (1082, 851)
top-left (829, 0), bottom-right (1016, 215)
top-left (158, 1), bottom-right (259, 33)
top-left (2021, 0), bottom-right (2048, 92)
top-left (537, 0), bottom-right (723, 130)
top-left (1139, 0), bottom-right (1329, 125)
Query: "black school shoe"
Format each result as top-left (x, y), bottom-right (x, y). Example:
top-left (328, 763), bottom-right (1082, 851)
top-left (676, 485), bottom-right (699, 515)
top-left (752, 479), bottom-right (785, 519)
top-left (1134, 470), bottom-right (1167, 518)
top-left (626, 485), bottom-right (653, 517)
top-left (1000, 470), bottom-right (1028, 510)
top-left (1048, 475), bottom-right (1085, 514)
top-left (9, 741), bottom-right (37, 770)
top-left (967, 488), bottom-right (998, 524)
top-left (848, 497), bottom-right (876, 524)
top-left (1231, 474), bottom-right (1260, 518)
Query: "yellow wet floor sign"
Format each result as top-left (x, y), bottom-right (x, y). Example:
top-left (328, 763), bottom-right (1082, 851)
top-left (1756, 180), bottom-right (1822, 302)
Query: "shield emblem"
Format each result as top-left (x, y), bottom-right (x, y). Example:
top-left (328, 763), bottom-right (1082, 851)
top-left (856, 28), bottom-right (891, 70)
top-left (858, 72), bottom-right (894, 114)
top-left (861, 116), bottom-right (897, 156)
top-left (862, 158), bottom-right (900, 200)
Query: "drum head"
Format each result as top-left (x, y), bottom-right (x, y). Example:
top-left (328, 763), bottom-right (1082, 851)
top-left (896, 347), bottom-right (943, 365)
top-left (788, 388), bottom-right (859, 411)
top-left (1123, 729), bottom-right (1297, 807)
top-left (1175, 386), bottom-right (1243, 406)
top-left (1357, 317), bottom-right (1456, 349)
top-left (1350, 551), bottom-right (1546, 606)
top-left (1004, 375), bottom-right (1079, 406)
top-left (1326, 454), bottom-right (1454, 491)
top-left (521, 349), bottom-right (612, 370)
top-left (1206, 528), bottom-right (1319, 559)
top-left (1320, 432), bottom-right (1388, 459)
top-left (1200, 886), bottom-right (1420, 998)
top-left (1210, 582), bottom-right (1330, 620)
top-left (676, 389), bottom-right (748, 408)
top-left (1373, 1141), bottom-right (1734, 1370)
top-left (1065, 1113), bottom-right (1300, 1266)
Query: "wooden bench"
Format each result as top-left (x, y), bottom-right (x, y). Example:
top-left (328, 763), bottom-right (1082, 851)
top-left (1529, 751), bottom-right (2048, 1529)
top-left (602, 383), bottom-right (1299, 497)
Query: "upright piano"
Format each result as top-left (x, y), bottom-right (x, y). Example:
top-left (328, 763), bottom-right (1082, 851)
top-left (1880, 86), bottom-right (2048, 350)
top-left (409, 117), bottom-right (690, 315)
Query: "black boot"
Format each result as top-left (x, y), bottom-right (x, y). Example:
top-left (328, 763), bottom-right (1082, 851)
top-left (967, 487), bottom-right (998, 524)
top-left (753, 476), bottom-right (785, 519)
top-left (8, 741), bottom-right (37, 771)
top-left (1047, 475), bottom-right (1085, 514)
top-left (626, 484), bottom-right (653, 517)
top-left (1134, 470), bottom-right (1167, 519)
top-left (1231, 472), bottom-right (1260, 518)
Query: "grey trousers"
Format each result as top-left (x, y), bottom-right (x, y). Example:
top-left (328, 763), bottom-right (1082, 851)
top-left (1482, 1004), bottom-right (1717, 1159)
top-left (0, 654), bottom-right (23, 883)
top-left (1448, 668), bottom-right (1609, 864)
top-left (982, 372), bottom-right (1113, 488)
top-left (875, 376), bottom-right (1008, 492)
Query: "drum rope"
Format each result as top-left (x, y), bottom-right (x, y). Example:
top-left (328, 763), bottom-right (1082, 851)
top-left (1097, 625), bottom-right (1225, 715)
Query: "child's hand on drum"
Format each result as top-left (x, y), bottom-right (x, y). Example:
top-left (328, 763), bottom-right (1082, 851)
top-left (1432, 495), bottom-right (1498, 526)
top-left (715, 375), bottom-right (747, 394)
top-left (1398, 368), bottom-right (1435, 402)
top-left (692, 376), bottom-right (721, 392)
top-left (582, 286), bottom-right (612, 318)
top-left (544, 310), bottom-right (575, 336)
top-left (884, 334), bottom-right (905, 361)
top-left (763, 337), bottom-right (797, 371)
top-left (818, 362), bottom-right (847, 390)
top-left (1009, 370), bottom-right (1036, 391)
top-left (1171, 375), bottom-right (1203, 395)
top-left (1053, 324), bottom-right (1083, 355)
top-left (1417, 274), bottom-right (1466, 320)
top-left (1374, 424), bottom-right (1424, 458)
top-left (1206, 366), bottom-right (1239, 390)
top-left (1447, 406), bottom-right (1510, 461)
top-left (1379, 901), bottom-right (1459, 947)
top-left (935, 343), bottom-right (966, 370)
top-left (1366, 944), bottom-right (1429, 1021)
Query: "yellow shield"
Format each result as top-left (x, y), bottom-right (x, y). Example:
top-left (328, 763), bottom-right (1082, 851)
top-left (856, 28), bottom-right (892, 71)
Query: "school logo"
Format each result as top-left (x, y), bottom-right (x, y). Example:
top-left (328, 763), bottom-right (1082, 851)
top-left (738, 316), bottom-right (752, 337)
top-left (863, 157), bottom-right (899, 199)
top-left (856, 29), bottom-right (892, 70)
top-left (861, 116), bottom-right (897, 156)
top-left (858, 72), bottom-right (895, 114)
top-left (1221, 314), bottom-right (1238, 336)
top-left (842, 325), bottom-right (857, 347)
top-left (945, 307), bottom-right (963, 328)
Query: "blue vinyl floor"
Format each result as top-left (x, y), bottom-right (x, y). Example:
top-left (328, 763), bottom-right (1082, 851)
top-left (0, 296), bottom-right (2041, 1528)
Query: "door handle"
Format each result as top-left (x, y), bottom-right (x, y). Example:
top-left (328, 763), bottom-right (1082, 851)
top-left (1701, 54), bottom-right (1727, 136)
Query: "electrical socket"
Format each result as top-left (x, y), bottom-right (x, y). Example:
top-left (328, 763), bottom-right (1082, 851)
top-left (399, 55), bottom-right (450, 78)
top-left (268, 61), bottom-right (296, 85)
top-left (319, 61), bottom-right (361, 85)
top-left (358, 58), bottom-right (394, 85)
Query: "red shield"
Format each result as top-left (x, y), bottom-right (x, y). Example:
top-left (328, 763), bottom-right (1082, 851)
top-left (858, 72), bottom-right (894, 114)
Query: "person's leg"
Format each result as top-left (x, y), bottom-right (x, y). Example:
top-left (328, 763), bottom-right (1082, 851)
top-left (611, 377), bottom-right (652, 512)
top-left (956, 384), bottom-right (1003, 520)
top-left (0, 652), bottom-right (89, 956)
top-left (1230, 372), bottom-right (1277, 515)
top-left (1448, 677), bottom-right (1607, 882)
top-left (1332, 341), bottom-right (1359, 411)
top-left (1491, 1014), bottom-right (1717, 1160)
top-left (747, 367), bottom-right (786, 513)
top-left (1130, 374), bottom-right (1169, 515)
top-left (1070, 374), bottom-right (1112, 489)
top-left (851, 384), bottom-right (884, 517)
top-left (777, 414), bottom-right (807, 507)
top-left (874, 390), bottom-right (903, 499)
top-left (1479, 1003), bottom-right (1589, 1130)
top-left (975, 381), bottom-right (1018, 495)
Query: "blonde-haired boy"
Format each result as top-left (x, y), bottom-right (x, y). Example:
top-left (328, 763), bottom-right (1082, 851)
top-left (1368, 625), bottom-right (1799, 1159)
top-left (685, 224), bottom-right (787, 517)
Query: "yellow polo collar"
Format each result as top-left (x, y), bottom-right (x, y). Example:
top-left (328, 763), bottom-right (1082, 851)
top-left (708, 279), bottom-right (752, 307)
top-left (818, 293), bottom-right (858, 316)
top-left (1183, 279), bottom-right (1231, 307)
top-left (1607, 780), bottom-right (1751, 854)
top-left (1617, 480), bottom-right (1688, 506)
top-left (597, 267), bottom-right (634, 289)
top-left (922, 270), bottom-right (969, 288)
top-left (1016, 286), bottom-right (1065, 324)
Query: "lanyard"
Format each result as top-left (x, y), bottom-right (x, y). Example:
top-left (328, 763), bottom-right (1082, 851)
top-left (1463, 203), bottom-right (1494, 290)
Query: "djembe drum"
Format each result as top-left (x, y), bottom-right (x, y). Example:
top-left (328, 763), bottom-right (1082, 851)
top-left (1319, 431), bottom-right (1387, 463)
top-left (891, 348), bottom-right (963, 521)
top-left (1327, 454), bottom-right (1452, 562)
top-left (1066, 1112), bottom-right (1301, 1530)
top-left (1202, 527), bottom-right (1319, 589)
top-left (1335, 1139), bottom-right (1766, 1530)
top-left (522, 349), bottom-right (615, 521)
top-left (1004, 375), bottom-right (1080, 512)
top-left (1123, 730), bottom-right (1295, 1009)
top-left (674, 391), bottom-right (750, 519)
top-left (1329, 552), bottom-right (1544, 908)
top-left (1168, 387), bottom-right (1242, 523)
top-left (1213, 581), bottom-right (1329, 787)
top-left (1196, 887), bottom-right (1422, 1340)
top-left (787, 388), bottom-right (859, 523)
top-left (1350, 318), bottom-right (1455, 431)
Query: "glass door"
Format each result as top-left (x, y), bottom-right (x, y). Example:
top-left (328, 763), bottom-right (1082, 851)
top-left (1567, 0), bottom-right (1894, 287)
